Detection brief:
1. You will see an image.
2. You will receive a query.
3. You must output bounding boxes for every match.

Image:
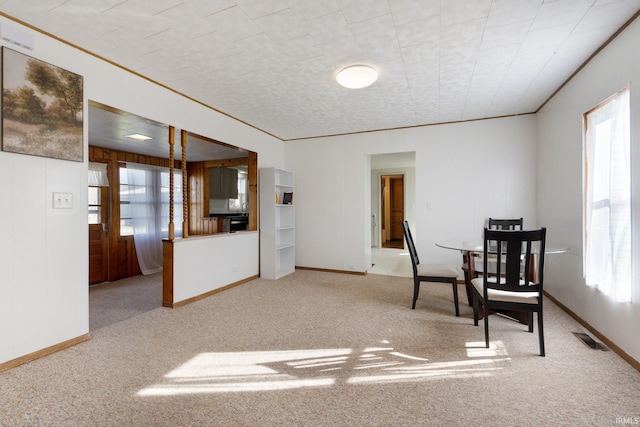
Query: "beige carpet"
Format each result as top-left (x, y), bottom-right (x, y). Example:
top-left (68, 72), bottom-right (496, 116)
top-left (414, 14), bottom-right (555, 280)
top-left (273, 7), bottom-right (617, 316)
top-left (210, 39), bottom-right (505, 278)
top-left (89, 272), bottom-right (163, 331)
top-left (1, 270), bottom-right (639, 426)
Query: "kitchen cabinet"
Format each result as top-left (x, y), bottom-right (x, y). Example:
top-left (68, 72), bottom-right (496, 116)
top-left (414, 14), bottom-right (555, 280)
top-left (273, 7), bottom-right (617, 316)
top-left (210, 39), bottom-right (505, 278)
top-left (209, 167), bottom-right (238, 199)
top-left (259, 167), bottom-right (294, 279)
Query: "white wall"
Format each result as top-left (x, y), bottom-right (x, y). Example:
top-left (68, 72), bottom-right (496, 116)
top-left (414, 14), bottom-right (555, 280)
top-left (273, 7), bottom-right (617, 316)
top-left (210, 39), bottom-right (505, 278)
top-left (172, 232), bottom-right (259, 303)
top-left (0, 17), bottom-right (283, 366)
top-left (285, 114), bottom-right (538, 276)
top-left (537, 17), bottom-right (640, 362)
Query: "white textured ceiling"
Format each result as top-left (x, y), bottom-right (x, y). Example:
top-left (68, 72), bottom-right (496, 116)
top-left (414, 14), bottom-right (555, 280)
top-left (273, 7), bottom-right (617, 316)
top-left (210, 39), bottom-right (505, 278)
top-left (1, 0), bottom-right (639, 141)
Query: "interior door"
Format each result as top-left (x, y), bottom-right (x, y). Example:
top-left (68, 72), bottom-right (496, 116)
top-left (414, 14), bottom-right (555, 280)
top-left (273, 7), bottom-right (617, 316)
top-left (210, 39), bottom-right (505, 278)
top-left (390, 176), bottom-right (404, 241)
top-left (380, 174), bottom-right (404, 248)
top-left (88, 186), bottom-right (109, 285)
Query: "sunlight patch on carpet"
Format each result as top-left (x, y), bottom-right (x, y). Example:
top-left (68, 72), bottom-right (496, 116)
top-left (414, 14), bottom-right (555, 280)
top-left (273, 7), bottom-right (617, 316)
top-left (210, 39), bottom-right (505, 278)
top-left (137, 345), bottom-right (510, 396)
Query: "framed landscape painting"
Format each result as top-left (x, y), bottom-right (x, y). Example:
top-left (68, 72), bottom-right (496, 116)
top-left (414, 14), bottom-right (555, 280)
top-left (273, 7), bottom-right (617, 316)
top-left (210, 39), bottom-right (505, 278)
top-left (1, 47), bottom-right (83, 162)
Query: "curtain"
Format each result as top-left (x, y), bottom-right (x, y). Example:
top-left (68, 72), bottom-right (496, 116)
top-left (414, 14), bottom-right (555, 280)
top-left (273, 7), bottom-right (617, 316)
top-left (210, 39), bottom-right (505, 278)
top-left (125, 163), bottom-right (182, 275)
top-left (88, 162), bottom-right (109, 186)
top-left (584, 88), bottom-right (631, 303)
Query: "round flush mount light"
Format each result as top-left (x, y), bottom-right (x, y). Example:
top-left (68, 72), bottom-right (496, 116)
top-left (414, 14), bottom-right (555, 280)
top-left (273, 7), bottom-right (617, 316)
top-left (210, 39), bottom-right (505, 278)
top-left (336, 65), bottom-right (378, 89)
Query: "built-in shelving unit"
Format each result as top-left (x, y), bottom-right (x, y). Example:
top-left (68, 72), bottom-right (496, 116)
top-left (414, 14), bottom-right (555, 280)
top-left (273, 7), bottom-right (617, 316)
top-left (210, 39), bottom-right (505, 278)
top-left (259, 167), bottom-right (295, 279)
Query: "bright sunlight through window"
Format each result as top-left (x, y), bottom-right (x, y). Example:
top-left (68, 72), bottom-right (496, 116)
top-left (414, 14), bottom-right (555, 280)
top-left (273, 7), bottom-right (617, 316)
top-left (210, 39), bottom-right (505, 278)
top-left (583, 87), bottom-right (632, 303)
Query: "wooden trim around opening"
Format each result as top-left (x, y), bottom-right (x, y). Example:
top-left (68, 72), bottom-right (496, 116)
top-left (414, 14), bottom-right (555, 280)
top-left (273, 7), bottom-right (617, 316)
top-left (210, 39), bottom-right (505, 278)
top-left (162, 240), bottom-right (174, 306)
top-left (163, 275), bottom-right (260, 308)
top-left (0, 333), bottom-right (91, 373)
top-left (296, 266), bottom-right (366, 276)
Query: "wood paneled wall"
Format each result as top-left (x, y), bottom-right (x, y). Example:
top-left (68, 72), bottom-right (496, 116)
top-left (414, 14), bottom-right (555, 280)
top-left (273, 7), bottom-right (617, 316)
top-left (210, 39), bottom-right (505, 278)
top-left (88, 145), bottom-right (257, 282)
top-left (247, 152), bottom-right (258, 231)
top-left (188, 161), bottom-right (222, 235)
top-left (88, 145), bottom-right (180, 282)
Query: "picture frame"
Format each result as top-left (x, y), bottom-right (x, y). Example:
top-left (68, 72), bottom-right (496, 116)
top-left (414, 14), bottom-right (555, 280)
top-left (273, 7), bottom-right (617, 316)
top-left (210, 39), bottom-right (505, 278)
top-left (1, 47), bottom-right (84, 162)
top-left (282, 192), bottom-right (293, 205)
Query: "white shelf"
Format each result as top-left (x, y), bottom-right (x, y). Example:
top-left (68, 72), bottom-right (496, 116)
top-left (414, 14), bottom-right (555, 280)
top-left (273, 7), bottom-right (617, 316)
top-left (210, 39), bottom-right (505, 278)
top-left (260, 167), bottom-right (295, 280)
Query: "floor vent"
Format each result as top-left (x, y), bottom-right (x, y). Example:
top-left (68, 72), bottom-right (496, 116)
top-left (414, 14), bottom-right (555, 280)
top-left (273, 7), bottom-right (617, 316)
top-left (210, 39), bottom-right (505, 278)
top-left (573, 332), bottom-right (608, 351)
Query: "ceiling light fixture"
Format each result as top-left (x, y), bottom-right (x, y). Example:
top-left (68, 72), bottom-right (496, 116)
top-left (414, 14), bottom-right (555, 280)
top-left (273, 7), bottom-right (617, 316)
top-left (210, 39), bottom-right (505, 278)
top-left (336, 65), bottom-right (378, 89)
top-left (125, 133), bottom-right (153, 141)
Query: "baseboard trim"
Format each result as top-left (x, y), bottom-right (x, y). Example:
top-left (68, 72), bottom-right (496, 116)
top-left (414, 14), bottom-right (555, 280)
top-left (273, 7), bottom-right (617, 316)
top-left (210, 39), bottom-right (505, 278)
top-left (163, 275), bottom-right (260, 308)
top-left (545, 291), bottom-right (640, 372)
top-left (0, 333), bottom-right (91, 373)
top-left (296, 266), bottom-right (366, 275)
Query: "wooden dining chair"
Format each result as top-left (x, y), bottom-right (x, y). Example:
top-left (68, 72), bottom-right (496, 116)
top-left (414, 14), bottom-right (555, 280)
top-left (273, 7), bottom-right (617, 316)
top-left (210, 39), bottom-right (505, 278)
top-left (488, 217), bottom-right (523, 230)
top-left (462, 218), bottom-right (524, 302)
top-left (471, 227), bottom-right (547, 356)
top-left (475, 217), bottom-right (525, 276)
top-left (401, 221), bottom-right (460, 316)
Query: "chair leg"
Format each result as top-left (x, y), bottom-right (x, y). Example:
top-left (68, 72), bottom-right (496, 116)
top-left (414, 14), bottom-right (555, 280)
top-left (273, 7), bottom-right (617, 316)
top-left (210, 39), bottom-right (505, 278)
top-left (451, 279), bottom-right (460, 317)
top-left (473, 290), bottom-right (479, 326)
top-left (528, 312), bottom-right (534, 332)
top-left (483, 301), bottom-right (490, 349)
top-left (538, 311), bottom-right (545, 357)
top-left (412, 279), bottom-right (420, 309)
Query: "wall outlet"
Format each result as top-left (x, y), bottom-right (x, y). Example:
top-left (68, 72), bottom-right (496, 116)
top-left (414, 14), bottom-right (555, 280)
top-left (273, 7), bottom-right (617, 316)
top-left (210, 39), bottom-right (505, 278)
top-left (53, 192), bottom-right (73, 209)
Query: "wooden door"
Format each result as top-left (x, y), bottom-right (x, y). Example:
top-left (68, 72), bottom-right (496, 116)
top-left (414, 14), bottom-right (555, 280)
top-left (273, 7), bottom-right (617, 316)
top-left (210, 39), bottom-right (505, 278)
top-left (88, 186), bottom-right (109, 285)
top-left (89, 224), bottom-right (108, 284)
top-left (380, 174), bottom-right (404, 248)
top-left (390, 177), bottom-right (404, 241)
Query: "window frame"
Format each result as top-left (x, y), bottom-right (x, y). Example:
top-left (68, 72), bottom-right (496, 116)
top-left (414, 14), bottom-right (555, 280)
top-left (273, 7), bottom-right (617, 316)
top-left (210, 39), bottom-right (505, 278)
top-left (582, 86), bottom-right (632, 303)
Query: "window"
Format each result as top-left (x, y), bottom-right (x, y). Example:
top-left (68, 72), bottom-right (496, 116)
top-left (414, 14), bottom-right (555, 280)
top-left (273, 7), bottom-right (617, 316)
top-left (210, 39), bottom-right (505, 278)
top-left (88, 186), bottom-right (102, 224)
top-left (583, 87), bottom-right (632, 303)
top-left (119, 168), bottom-right (134, 236)
top-left (119, 164), bottom-right (183, 237)
top-left (228, 170), bottom-right (248, 212)
top-left (88, 162), bottom-right (109, 225)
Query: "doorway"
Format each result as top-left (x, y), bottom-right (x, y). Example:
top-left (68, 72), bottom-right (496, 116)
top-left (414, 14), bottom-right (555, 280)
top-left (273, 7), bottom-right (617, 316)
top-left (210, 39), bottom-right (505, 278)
top-left (380, 174), bottom-right (404, 249)
top-left (88, 182), bottom-right (109, 285)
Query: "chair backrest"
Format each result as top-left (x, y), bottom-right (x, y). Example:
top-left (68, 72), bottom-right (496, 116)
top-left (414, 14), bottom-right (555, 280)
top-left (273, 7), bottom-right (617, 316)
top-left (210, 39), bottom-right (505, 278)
top-left (488, 217), bottom-right (523, 230)
top-left (401, 221), bottom-right (420, 272)
top-left (483, 227), bottom-right (546, 292)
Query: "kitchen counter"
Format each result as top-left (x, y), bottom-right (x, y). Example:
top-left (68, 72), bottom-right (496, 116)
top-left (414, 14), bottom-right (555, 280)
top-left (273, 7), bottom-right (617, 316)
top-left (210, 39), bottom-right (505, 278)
top-left (209, 213), bottom-right (248, 217)
top-left (209, 213), bottom-right (248, 231)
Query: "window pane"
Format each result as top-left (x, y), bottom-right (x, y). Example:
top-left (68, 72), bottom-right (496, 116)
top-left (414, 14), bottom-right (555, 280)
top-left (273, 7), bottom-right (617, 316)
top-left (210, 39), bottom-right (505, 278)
top-left (120, 218), bottom-right (133, 236)
top-left (88, 187), bottom-right (101, 205)
top-left (88, 206), bottom-right (100, 224)
top-left (119, 167), bottom-right (128, 184)
top-left (120, 185), bottom-right (130, 203)
top-left (120, 203), bottom-right (131, 219)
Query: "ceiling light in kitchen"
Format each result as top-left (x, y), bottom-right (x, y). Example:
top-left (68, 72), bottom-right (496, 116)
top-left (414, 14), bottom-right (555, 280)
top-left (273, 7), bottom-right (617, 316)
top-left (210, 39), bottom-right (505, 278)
top-left (125, 133), bottom-right (153, 141)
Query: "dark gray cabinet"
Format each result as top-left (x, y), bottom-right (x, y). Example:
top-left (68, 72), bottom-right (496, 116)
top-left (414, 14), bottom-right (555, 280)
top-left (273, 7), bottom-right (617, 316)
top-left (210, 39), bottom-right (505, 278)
top-left (209, 167), bottom-right (238, 199)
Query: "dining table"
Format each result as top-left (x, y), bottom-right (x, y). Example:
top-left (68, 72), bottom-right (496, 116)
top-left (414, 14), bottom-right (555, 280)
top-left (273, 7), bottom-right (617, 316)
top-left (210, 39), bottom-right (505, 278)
top-left (435, 240), bottom-right (569, 324)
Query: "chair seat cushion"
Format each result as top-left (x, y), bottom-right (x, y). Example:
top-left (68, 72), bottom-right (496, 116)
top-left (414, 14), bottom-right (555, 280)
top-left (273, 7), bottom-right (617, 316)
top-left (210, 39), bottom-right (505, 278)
top-left (418, 263), bottom-right (458, 278)
top-left (471, 277), bottom-right (539, 304)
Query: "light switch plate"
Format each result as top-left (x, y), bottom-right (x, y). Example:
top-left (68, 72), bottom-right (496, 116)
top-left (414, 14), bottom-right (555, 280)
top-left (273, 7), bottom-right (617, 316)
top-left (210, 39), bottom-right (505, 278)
top-left (53, 192), bottom-right (73, 209)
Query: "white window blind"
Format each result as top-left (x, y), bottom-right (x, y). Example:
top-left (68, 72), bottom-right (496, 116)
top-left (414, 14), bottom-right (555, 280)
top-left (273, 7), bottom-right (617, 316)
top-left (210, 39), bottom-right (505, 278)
top-left (583, 87), bottom-right (632, 303)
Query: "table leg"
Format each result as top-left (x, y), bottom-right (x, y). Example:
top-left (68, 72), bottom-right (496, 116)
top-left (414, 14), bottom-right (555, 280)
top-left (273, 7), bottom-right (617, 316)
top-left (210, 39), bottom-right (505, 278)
top-left (461, 251), bottom-right (474, 306)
